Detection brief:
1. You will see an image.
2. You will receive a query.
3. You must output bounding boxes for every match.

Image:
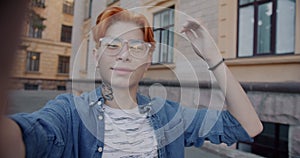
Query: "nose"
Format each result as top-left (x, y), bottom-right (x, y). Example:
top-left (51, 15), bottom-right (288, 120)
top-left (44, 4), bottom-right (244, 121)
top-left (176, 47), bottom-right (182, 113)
top-left (116, 42), bottom-right (131, 62)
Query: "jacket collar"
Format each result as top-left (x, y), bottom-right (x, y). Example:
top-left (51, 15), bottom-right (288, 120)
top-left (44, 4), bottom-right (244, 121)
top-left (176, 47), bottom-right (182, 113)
top-left (88, 86), bottom-right (159, 114)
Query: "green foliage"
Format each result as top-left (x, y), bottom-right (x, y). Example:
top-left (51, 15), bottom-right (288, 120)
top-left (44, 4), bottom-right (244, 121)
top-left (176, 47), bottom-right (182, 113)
top-left (27, 0), bottom-right (47, 31)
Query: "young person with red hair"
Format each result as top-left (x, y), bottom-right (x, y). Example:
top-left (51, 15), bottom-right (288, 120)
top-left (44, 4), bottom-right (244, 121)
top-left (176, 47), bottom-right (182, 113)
top-left (4, 7), bottom-right (262, 157)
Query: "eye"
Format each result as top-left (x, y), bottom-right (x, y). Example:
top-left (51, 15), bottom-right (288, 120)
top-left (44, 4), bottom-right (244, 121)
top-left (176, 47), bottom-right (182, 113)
top-left (130, 44), bottom-right (143, 50)
top-left (129, 41), bottom-right (145, 51)
top-left (106, 43), bottom-right (121, 49)
top-left (101, 38), bottom-right (122, 49)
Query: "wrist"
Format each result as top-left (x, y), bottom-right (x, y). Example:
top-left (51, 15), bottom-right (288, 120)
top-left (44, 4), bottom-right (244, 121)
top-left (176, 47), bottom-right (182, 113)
top-left (208, 58), bottom-right (224, 71)
top-left (205, 54), bottom-right (223, 67)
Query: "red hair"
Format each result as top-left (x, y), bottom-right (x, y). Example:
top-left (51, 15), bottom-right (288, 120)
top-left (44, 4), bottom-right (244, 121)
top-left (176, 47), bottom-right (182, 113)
top-left (93, 7), bottom-right (155, 50)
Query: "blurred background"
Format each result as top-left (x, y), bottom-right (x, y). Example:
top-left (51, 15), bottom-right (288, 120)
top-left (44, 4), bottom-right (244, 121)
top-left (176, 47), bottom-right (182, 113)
top-left (8, 0), bottom-right (300, 157)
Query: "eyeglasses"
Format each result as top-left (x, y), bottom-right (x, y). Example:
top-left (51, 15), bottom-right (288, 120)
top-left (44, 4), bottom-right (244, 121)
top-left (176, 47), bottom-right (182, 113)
top-left (98, 37), bottom-right (152, 59)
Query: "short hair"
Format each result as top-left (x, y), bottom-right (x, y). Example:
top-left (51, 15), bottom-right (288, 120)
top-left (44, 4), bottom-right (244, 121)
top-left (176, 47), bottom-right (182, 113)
top-left (93, 7), bottom-right (155, 50)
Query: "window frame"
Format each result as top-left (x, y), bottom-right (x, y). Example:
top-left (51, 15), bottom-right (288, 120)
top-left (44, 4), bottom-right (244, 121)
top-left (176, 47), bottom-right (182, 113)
top-left (57, 55), bottom-right (70, 74)
top-left (152, 6), bottom-right (175, 65)
top-left (107, 0), bottom-right (119, 6)
top-left (26, 51), bottom-right (40, 72)
top-left (84, 0), bottom-right (93, 19)
top-left (237, 0), bottom-right (295, 57)
top-left (63, 0), bottom-right (74, 15)
top-left (28, 17), bottom-right (44, 38)
top-left (57, 85), bottom-right (66, 90)
top-left (60, 25), bottom-right (72, 43)
top-left (32, 0), bottom-right (46, 8)
top-left (24, 83), bottom-right (39, 90)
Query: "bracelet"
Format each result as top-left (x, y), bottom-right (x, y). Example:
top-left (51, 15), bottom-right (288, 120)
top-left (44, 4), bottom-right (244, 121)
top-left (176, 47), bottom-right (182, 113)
top-left (208, 58), bottom-right (225, 71)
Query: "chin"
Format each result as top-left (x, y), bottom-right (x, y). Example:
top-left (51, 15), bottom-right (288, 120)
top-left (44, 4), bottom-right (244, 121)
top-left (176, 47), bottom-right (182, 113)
top-left (101, 69), bottom-right (144, 89)
top-left (104, 77), bottom-right (139, 90)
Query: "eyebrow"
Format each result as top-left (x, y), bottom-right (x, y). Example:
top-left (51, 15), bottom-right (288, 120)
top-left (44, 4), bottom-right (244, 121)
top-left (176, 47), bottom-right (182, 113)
top-left (105, 36), bottom-right (145, 42)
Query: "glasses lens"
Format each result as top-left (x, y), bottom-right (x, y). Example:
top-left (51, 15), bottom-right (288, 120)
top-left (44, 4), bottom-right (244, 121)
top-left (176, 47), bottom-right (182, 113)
top-left (100, 37), bottom-right (122, 55)
top-left (129, 40), bottom-right (148, 58)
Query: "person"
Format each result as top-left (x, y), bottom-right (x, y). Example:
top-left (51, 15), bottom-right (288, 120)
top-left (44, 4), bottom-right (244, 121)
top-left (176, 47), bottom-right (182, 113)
top-left (4, 6), bottom-right (262, 158)
top-left (0, 0), bottom-right (29, 157)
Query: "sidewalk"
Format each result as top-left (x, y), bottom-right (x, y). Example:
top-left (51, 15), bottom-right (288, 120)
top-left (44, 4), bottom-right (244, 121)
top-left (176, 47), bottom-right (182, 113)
top-left (8, 90), bottom-right (65, 114)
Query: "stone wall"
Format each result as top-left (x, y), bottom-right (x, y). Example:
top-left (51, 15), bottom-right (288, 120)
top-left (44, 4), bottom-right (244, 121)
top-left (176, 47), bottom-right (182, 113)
top-left (248, 91), bottom-right (300, 157)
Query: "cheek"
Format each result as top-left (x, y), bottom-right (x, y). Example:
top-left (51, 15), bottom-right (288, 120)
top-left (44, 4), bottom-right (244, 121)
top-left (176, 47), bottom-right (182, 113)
top-left (133, 63), bottom-right (148, 77)
top-left (98, 56), bottom-right (112, 73)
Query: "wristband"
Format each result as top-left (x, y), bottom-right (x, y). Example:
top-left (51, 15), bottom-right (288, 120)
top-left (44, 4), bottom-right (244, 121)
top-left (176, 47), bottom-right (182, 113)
top-left (208, 58), bottom-right (224, 71)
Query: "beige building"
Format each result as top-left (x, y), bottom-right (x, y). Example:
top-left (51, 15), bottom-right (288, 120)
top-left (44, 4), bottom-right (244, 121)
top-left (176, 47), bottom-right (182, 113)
top-left (71, 0), bottom-right (300, 157)
top-left (11, 0), bottom-right (74, 90)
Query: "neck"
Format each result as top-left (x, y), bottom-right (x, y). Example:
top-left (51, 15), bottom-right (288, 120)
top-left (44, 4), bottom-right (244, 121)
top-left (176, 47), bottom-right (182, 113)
top-left (104, 84), bottom-right (138, 109)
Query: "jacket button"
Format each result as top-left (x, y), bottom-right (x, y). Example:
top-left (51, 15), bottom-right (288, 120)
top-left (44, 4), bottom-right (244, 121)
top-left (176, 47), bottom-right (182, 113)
top-left (89, 101), bottom-right (95, 106)
top-left (98, 115), bottom-right (103, 120)
top-left (97, 147), bottom-right (103, 152)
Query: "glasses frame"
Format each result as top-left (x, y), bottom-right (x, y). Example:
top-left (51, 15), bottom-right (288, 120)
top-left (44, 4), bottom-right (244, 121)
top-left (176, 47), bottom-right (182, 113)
top-left (98, 37), bottom-right (152, 59)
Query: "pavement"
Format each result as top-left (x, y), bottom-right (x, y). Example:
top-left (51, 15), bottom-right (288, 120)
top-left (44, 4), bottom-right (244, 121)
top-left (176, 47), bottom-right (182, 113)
top-left (8, 90), bottom-right (65, 114)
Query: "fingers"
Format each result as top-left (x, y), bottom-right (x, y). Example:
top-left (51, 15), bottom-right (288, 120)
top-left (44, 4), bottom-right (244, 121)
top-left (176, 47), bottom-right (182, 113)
top-left (186, 19), bottom-right (201, 30)
top-left (182, 29), bottom-right (206, 60)
top-left (191, 43), bottom-right (205, 60)
top-left (181, 19), bottom-right (205, 38)
top-left (182, 20), bottom-right (200, 29)
top-left (184, 30), bottom-right (197, 41)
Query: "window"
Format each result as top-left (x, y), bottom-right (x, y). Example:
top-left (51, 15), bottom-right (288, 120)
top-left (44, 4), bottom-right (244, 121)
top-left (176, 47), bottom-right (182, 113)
top-left (32, 0), bottom-right (45, 8)
top-left (24, 83), bottom-right (39, 90)
top-left (237, 122), bottom-right (289, 157)
top-left (85, 0), bottom-right (93, 19)
top-left (26, 52), bottom-right (40, 72)
top-left (28, 15), bottom-right (44, 38)
top-left (63, 0), bottom-right (74, 15)
top-left (58, 56), bottom-right (70, 74)
top-left (152, 6), bottom-right (175, 64)
top-left (238, 0), bottom-right (295, 57)
top-left (61, 25), bottom-right (72, 43)
top-left (57, 85), bottom-right (66, 90)
top-left (107, 0), bottom-right (119, 6)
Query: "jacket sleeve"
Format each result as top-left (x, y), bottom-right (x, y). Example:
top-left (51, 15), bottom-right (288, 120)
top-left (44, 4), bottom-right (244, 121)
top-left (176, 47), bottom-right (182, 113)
top-left (9, 94), bottom-right (73, 158)
top-left (183, 107), bottom-right (253, 147)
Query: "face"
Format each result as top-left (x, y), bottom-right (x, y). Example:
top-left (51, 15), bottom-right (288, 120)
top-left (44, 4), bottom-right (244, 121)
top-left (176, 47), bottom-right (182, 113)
top-left (94, 22), bottom-right (152, 89)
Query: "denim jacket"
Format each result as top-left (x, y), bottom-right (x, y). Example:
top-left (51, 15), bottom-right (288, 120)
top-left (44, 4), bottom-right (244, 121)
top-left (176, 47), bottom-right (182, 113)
top-left (11, 87), bottom-right (253, 158)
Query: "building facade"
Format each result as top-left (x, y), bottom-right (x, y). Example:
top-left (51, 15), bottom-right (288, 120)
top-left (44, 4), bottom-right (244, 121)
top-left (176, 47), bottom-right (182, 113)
top-left (11, 0), bottom-right (74, 90)
top-left (71, 0), bottom-right (300, 157)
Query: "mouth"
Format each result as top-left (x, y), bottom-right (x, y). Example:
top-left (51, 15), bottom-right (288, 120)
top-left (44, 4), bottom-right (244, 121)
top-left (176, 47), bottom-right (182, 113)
top-left (111, 67), bottom-right (134, 71)
top-left (110, 67), bottom-right (134, 75)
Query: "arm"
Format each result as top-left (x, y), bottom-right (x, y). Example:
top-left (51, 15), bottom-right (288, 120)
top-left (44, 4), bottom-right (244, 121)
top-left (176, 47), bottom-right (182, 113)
top-left (0, 0), bottom-right (31, 157)
top-left (6, 95), bottom-right (73, 157)
top-left (181, 20), bottom-right (263, 137)
top-left (0, 117), bottom-right (25, 158)
top-left (209, 61), bottom-right (263, 137)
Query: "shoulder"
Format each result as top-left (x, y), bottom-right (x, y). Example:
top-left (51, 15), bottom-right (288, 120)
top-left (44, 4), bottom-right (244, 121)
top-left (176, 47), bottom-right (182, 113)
top-left (43, 88), bottom-right (99, 113)
top-left (43, 93), bottom-right (74, 110)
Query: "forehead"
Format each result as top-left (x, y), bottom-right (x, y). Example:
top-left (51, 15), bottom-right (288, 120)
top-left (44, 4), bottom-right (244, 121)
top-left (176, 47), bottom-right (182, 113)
top-left (105, 21), bottom-right (144, 40)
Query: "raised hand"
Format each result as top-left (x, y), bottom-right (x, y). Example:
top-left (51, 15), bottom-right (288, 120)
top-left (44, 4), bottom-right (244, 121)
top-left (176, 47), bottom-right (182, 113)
top-left (181, 20), bottom-right (223, 68)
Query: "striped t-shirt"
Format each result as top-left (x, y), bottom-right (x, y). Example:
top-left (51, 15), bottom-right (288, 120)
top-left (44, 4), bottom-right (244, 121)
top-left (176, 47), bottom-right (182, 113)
top-left (102, 104), bottom-right (158, 158)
